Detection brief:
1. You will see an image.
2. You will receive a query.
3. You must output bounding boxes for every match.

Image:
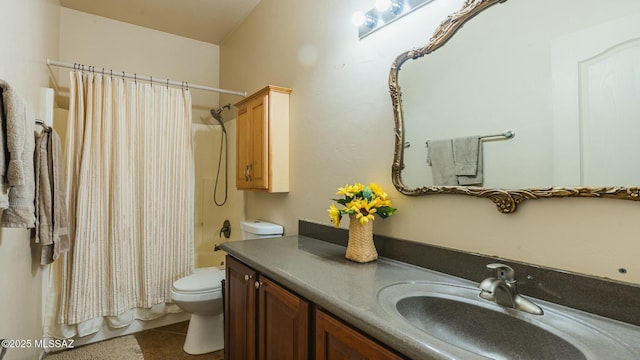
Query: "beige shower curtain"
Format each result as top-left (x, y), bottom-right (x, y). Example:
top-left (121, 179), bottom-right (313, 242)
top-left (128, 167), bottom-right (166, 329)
top-left (45, 71), bottom-right (194, 337)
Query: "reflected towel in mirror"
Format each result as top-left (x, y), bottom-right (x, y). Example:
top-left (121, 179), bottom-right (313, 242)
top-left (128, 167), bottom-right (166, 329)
top-left (426, 139), bottom-right (458, 186)
top-left (453, 136), bottom-right (483, 186)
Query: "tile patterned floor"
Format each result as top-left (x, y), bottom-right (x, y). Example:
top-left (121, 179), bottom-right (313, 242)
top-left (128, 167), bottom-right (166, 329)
top-left (134, 321), bottom-right (224, 360)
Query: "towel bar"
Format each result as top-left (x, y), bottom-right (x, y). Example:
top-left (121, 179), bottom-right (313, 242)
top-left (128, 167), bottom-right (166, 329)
top-left (426, 130), bottom-right (514, 145)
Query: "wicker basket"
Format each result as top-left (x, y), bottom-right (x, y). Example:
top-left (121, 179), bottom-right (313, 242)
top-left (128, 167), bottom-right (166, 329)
top-left (345, 214), bottom-right (378, 263)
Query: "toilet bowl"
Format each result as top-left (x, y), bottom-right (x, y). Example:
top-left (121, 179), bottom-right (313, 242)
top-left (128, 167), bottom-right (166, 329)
top-left (170, 267), bottom-right (225, 355)
top-left (171, 220), bottom-right (283, 354)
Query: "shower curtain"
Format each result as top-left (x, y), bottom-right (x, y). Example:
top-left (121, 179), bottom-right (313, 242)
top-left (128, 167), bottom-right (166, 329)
top-left (44, 71), bottom-right (194, 338)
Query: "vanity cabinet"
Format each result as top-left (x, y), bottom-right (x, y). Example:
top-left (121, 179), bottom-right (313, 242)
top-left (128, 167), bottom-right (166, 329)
top-left (225, 255), bottom-right (408, 360)
top-left (315, 309), bottom-right (405, 360)
top-left (234, 85), bottom-right (291, 192)
top-left (225, 255), bottom-right (257, 359)
top-left (224, 255), bottom-right (308, 360)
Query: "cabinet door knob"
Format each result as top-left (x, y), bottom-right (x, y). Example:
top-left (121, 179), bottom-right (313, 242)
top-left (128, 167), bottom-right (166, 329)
top-left (244, 274), bottom-right (253, 281)
top-left (254, 280), bottom-right (263, 289)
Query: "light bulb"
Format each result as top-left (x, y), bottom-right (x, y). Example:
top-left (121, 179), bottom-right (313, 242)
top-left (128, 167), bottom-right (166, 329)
top-left (375, 0), bottom-right (392, 12)
top-left (352, 11), bottom-right (376, 28)
top-left (351, 11), bottom-right (366, 26)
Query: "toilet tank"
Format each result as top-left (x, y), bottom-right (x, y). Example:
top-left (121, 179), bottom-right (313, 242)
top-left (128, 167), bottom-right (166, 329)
top-left (240, 220), bottom-right (284, 240)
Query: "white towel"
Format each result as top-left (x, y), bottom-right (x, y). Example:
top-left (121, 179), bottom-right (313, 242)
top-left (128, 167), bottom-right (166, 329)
top-left (453, 136), bottom-right (483, 186)
top-left (426, 139), bottom-right (458, 186)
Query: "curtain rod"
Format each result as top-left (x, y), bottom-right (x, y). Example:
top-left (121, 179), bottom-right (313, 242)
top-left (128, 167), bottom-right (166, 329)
top-left (46, 59), bottom-right (247, 97)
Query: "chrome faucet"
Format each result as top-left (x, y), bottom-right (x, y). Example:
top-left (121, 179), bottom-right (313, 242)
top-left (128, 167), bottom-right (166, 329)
top-left (478, 263), bottom-right (543, 315)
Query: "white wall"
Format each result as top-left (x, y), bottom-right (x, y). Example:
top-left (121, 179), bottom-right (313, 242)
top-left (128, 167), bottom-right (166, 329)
top-left (0, 1), bottom-right (60, 358)
top-left (220, 0), bottom-right (640, 285)
top-left (57, 8), bottom-right (242, 268)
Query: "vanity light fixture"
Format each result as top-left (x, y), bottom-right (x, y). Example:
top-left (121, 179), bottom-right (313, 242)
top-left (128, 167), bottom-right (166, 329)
top-left (351, 11), bottom-right (377, 28)
top-left (353, 0), bottom-right (437, 39)
top-left (376, 0), bottom-right (403, 14)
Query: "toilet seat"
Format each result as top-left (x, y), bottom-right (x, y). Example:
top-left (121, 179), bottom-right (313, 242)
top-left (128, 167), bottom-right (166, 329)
top-left (171, 268), bottom-right (225, 302)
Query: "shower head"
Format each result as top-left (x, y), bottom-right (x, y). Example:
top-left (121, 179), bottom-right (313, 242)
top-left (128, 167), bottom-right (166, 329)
top-left (210, 104), bottom-right (232, 125)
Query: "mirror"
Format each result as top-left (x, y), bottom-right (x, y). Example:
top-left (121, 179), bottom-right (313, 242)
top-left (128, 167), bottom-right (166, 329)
top-left (390, 0), bottom-right (640, 213)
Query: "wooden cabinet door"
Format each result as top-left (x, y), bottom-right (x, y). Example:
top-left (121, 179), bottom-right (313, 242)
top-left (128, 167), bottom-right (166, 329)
top-left (225, 256), bottom-right (258, 360)
top-left (257, 275), bottom-right (309, 360)
top-left (315, 309), bottom-right (405, 360)
top-left (235, 106), bottom-right (251, 189)
top-left (235, 95), bottom-right (268, 190)
top-left (247, 94), bottom-right (269, 190)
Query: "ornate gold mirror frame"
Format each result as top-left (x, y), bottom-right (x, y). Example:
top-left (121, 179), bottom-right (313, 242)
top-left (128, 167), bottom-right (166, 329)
top-left (389, 0), bottom-right (640, 213)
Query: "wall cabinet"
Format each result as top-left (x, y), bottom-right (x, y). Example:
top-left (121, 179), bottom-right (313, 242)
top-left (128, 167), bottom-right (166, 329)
top-left (234, 85), bottom-right (291, 192)
top-left (225, 255), bottom-right (308, 360)
top-left (225, 255), bottom-right (408, 360)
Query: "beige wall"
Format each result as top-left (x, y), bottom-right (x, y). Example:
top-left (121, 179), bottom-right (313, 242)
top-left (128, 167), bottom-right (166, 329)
top-left (57, 8), bottom-right (220, 113)
top-left (57, 8), bottom-right (242, 269)
top-left (220, 0), bottom-right (640, 285)
top-left (0, 1), bottom-right (60, 358)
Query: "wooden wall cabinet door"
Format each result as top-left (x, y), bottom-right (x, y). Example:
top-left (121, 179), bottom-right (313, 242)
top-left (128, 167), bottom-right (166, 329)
top-left (315, 309), bottom-right (406, 360)
top-left (234, 85), bottom-right (291, 192)
top-left (225, 255), bottom-right (309, 360)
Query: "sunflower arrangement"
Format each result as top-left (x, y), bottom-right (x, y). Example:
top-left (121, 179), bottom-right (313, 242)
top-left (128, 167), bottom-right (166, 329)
top-left (328, 182), bottom-right (396, 226)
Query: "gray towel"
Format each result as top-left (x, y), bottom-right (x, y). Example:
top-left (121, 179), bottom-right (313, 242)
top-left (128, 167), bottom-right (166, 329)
top-left (0, 79), bottom-right (36, 227)
top-left (0, 80), bottom-right (27, 186)
top-left (453, 136), bottom-right (483, 186)
top-left (453, 136), bottom-right (480, 175)
top-left (35, 124), bottom-right (70, 264)
top-left (0, 87), bottom-right (8, 209)
top-left (426, 139), bottom-right (458, 186)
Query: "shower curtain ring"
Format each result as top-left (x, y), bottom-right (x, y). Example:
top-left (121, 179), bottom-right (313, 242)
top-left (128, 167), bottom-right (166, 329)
top-left (134, 73), bottom-right (137, 84)
top-left (166, 79), bottom-right (169, 89)
top-left (185, 81), bottom-right (189, 90)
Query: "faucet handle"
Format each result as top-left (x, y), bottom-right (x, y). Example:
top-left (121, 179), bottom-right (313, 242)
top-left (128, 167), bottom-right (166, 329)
top-left (486, 263), bottom-right (516, 282)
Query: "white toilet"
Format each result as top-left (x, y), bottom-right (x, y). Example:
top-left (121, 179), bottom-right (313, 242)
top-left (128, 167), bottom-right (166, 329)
top-left (170, 220), bottom-right (283, 354)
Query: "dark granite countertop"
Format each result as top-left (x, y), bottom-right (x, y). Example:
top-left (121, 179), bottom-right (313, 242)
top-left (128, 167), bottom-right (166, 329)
top-left (220, 236), bottom-right (640, 360)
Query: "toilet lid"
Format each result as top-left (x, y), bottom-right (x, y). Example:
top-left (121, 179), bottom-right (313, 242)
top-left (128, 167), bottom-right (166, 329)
top-left (173, 269), bottom-right (225, 292)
